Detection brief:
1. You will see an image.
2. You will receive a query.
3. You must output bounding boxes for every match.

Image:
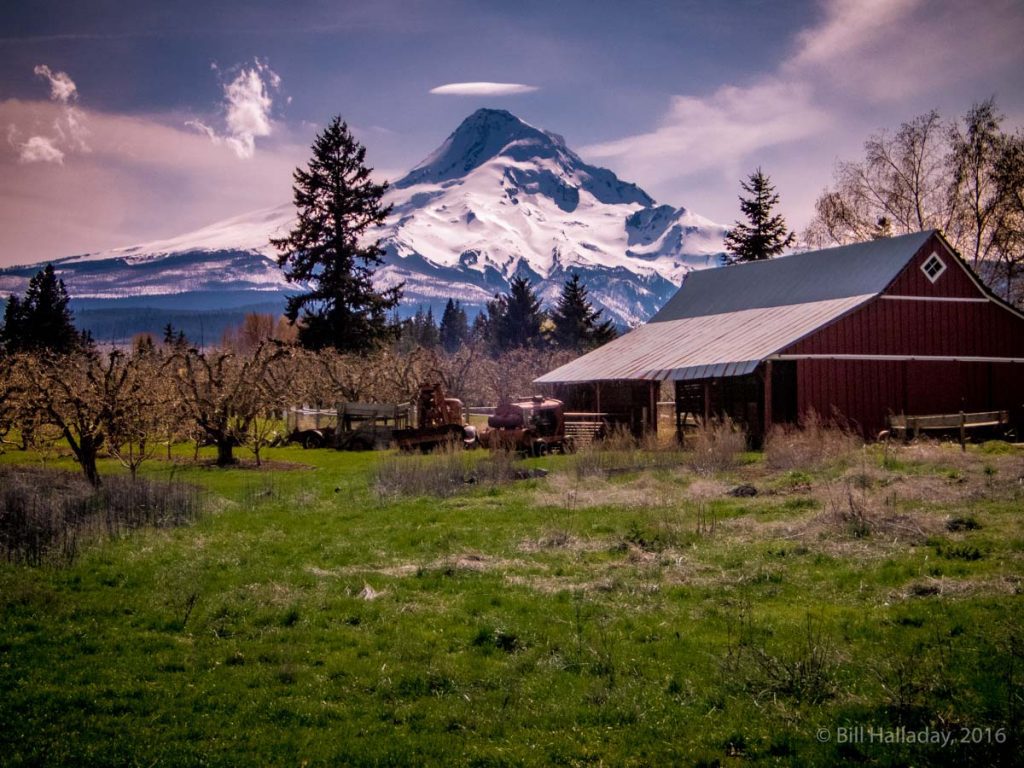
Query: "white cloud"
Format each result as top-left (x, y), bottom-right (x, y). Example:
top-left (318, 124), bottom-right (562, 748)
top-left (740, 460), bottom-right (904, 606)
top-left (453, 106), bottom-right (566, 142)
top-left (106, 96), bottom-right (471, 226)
top-left (33, 64), bottom-right (78, 103)
top-left (0, 98), bottom-right (306, 263)
top-left (583, 80), bottom-right (830, 183)
top-left (8, 64), bottom-right (89, 163)
top-left (18, 135), bottom-right (65, 164)
top-left (429, 82), bottom-right (538, 96)
top-left (577, 0), bottom-right (1024, 226)
top-left (189, 59), bottom-right (282, 159)
top-left (786, 0), bottom-right (1024, 102)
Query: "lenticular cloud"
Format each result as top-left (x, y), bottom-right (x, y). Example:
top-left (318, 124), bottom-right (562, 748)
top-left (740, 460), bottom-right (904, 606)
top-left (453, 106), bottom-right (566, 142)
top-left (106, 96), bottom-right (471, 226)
top-left (430, 82), bottom-right (538, 96)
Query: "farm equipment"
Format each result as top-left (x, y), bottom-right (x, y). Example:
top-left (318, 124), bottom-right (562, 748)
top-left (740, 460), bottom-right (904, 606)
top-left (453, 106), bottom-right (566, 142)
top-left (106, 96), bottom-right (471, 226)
top-left (393, 384), bottom-right (475, 452)
top-left (480, 396), bottom-right (573, 456)
top-left (286, 402), bottom-right (410, 450)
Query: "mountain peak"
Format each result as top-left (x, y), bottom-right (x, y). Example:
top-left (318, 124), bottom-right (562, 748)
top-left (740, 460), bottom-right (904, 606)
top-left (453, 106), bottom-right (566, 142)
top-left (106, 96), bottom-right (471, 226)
top-left (395, 108), bottom-right (563, 188)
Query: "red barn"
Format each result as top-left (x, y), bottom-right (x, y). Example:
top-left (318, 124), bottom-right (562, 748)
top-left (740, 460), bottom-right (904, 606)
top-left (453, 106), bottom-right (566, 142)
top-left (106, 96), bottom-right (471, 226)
top-left (536, 230), bottom-right (1024, 439)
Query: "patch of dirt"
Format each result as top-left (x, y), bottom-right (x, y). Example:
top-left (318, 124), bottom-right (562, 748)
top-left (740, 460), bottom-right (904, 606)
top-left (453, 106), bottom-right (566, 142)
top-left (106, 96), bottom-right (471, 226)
top-left (187, 458), bottom-right (315, 471)
top-left (305, 553), bottom-right (531, 580)
top-left (898, 575), bottom-right (1022, 600)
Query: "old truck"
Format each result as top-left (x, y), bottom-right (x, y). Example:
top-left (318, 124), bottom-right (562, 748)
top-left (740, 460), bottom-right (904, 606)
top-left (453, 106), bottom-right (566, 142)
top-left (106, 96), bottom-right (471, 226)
top-left (286, 402), bottom-right (410, 450)
top-left (393, 384), bottom-right (475, 452)
top-left (480, 396), bottom-right (573, 456)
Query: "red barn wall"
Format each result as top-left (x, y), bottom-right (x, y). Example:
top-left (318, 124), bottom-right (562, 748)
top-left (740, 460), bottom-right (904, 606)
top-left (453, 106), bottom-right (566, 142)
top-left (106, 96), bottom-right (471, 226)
top-left (782, 237), bottom-right (1024, 435)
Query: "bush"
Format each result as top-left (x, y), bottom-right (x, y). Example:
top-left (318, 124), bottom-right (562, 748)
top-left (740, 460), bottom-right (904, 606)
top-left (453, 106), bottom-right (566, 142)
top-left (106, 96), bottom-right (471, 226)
top-left (0, 467), bottom-right (203, 566)
top-left (686, 418), bottom-right (747, 475)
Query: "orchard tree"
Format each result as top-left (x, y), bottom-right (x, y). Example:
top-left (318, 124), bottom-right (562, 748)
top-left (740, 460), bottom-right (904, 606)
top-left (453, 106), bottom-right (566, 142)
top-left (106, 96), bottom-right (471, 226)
top-left (272, 116), bottom-right (401, 351)
top-left (723, 169), bottom-right (795, 264)
top-left (104, 347), bottom-right (175, 479)
top-left (20, 351), bottom-right (125, 486)
top-left (550, 273), bottom-right (616, 351)
top-left (170, 343), bottom-right (290, 466)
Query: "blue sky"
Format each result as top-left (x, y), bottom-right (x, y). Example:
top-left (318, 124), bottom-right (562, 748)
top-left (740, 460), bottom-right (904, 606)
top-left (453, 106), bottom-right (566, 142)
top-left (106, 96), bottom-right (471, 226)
top-left (2, 0), bottom-right (1023, 265)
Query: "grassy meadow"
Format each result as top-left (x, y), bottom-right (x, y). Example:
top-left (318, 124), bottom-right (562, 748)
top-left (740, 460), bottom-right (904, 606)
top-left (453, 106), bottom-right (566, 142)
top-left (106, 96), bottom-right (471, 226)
top-left (0, 434), bottom-right (1021, 766)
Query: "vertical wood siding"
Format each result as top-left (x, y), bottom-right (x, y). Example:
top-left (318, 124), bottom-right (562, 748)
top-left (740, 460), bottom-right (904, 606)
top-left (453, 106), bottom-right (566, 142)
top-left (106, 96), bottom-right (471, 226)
top-left (785, 235), bottom-right (1024, 434)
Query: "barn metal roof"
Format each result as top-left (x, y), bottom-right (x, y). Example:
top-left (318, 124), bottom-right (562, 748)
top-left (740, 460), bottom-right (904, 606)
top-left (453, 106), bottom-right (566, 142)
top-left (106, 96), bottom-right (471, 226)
top-left (536, 231), bottom-right (936, 384)
top-left (651, 230), bottom-right (934, 322)
top-left (535, 295), bottom-right (874, 383)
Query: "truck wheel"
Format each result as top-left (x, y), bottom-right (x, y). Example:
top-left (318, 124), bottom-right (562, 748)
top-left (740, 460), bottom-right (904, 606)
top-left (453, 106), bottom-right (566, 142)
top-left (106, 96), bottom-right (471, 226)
top-left (532, 441), bottom-right (548, 457)
top-left (303, 433), bottom-right (324, 449)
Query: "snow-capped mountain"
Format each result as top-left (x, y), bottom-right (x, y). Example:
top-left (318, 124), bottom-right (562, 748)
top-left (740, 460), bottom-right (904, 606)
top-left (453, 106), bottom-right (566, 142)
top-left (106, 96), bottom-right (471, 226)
top-left (0, 109), bottom-right (727, 338)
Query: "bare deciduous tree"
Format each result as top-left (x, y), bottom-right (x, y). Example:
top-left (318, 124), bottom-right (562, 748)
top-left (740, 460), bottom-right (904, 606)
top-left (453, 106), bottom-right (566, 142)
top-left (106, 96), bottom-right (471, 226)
top-left (170, 342), bottom-right (290, 466)
top-left (105, 348), bottom-right (175, 479)
top-left (19, 351), bottom-right (125, 486)
top-left (805, 101), bottom-right (1024, 306)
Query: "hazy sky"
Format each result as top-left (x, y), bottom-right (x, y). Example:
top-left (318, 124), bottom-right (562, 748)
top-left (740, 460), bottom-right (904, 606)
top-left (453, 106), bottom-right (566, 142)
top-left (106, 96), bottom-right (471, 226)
top-left (2, 0), bottom-right (1023, 266)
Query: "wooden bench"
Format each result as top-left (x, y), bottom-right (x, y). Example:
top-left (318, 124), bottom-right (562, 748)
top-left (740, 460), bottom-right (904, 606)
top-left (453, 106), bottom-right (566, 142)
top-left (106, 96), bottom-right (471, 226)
top-left (886, 410), bottom-right (1009, 448)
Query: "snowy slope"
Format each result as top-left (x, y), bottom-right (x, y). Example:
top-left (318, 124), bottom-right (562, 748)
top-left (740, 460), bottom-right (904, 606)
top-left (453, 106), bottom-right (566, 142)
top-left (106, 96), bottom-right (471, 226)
top-left (0, 109), bottom-right (728, 328)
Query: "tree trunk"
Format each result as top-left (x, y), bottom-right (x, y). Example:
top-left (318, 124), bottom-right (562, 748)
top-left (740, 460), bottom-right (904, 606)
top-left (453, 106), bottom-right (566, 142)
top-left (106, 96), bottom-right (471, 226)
top-left (79, 440), bottom-right (102, 487)
top-left (216, 438), bottom-right (236, 467)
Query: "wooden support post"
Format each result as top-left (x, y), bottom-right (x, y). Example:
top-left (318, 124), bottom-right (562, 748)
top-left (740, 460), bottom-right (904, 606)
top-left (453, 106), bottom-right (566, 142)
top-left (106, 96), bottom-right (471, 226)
top-left (675, 381), bottom-right (684, 447)
top-left (703, 381), bottom-right (711, 423)
top-left (763, 360), bottom-right (773, 437)
top-left (649, 380), bottom-right (657, 434)
top-left (959, 410), bottom-right (966, 452)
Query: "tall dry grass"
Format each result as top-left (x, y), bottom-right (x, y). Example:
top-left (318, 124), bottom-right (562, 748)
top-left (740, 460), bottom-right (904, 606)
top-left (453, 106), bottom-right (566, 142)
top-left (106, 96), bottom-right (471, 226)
top-left (764, 411), bottom-right (862, 470)
top-left (686, 418), bottom-right (747, 475)
top-left (0, 467), bottom-right (204, 566)
top-left (373, 447), bottom-right (521, 499)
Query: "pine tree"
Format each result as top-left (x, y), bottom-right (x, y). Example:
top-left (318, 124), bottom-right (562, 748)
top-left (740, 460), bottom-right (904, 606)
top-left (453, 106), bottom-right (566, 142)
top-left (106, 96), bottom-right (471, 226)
top-left (550, 273), bottom-right (616, 351)
top-left (723, 168), bottom-right (795, 264)
top-left (486, 276), bottom-right (545, 354)
top-left (439, 299), bottom-right (469, 353)
top-left (1, 264), bottom-right (86, 354)
top-left (272, 116), bottom-right (401, 351)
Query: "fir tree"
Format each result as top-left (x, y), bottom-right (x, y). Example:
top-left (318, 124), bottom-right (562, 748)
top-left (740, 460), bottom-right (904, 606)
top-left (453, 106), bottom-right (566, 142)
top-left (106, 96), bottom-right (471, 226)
top-left (486, 275), bottom-right (545, 353)
top-left (723, 168), bottom-right (795, 264)
top-left (550, 273), bottom-right (616, 351)
top-left (403, 306), bottom-right (439, 349)
top-left (439, 299), bottom-right (469, 353)
top-left (272, 116), bottom-right (401, 351)
top-left (1, 264), bottom-right (87, 354)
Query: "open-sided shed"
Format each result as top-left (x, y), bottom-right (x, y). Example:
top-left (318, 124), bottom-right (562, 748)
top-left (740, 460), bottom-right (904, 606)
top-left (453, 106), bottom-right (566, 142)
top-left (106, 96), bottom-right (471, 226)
top-left (535, 231), bottom-right (1024, 439)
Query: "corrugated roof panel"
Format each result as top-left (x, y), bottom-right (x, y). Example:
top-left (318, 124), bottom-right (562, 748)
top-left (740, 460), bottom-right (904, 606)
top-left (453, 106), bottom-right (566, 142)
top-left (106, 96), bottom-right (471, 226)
top-left (651, 230), bottom-right (932, 322)
top-left (535, 295), bottom-right (873, 383)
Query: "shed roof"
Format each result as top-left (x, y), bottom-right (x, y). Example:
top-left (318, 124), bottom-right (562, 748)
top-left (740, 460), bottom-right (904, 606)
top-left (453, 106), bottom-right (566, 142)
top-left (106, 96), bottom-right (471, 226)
top-left (536, 231), bottom-right (935, 384)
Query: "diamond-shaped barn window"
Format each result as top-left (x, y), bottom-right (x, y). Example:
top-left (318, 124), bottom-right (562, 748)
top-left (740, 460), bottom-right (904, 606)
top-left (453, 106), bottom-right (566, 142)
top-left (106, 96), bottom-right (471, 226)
top-left (920, 252), bottom-right (946, 283)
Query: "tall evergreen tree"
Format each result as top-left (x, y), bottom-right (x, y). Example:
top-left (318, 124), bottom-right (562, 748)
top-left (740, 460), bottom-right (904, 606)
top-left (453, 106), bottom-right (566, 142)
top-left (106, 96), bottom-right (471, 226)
top-left (723, 168), bottom-right (795, 264)
top-left (1, 264), bottom-right (86, 354)
top-left (272, 116), bottom-right (401, 351)
top-left (486, 275), bottom-right (545, 353)
top-left (439, 299), bottom-right (469, 353)
top-left (403, 306), bottom-right (439, 349)
top-left (550, 273), bottom-right (616, 351)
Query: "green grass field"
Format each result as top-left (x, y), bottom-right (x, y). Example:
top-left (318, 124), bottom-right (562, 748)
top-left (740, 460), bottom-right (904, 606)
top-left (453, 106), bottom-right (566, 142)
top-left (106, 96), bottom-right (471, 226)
top-left (1, 439), bottom-right (1021, 766)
